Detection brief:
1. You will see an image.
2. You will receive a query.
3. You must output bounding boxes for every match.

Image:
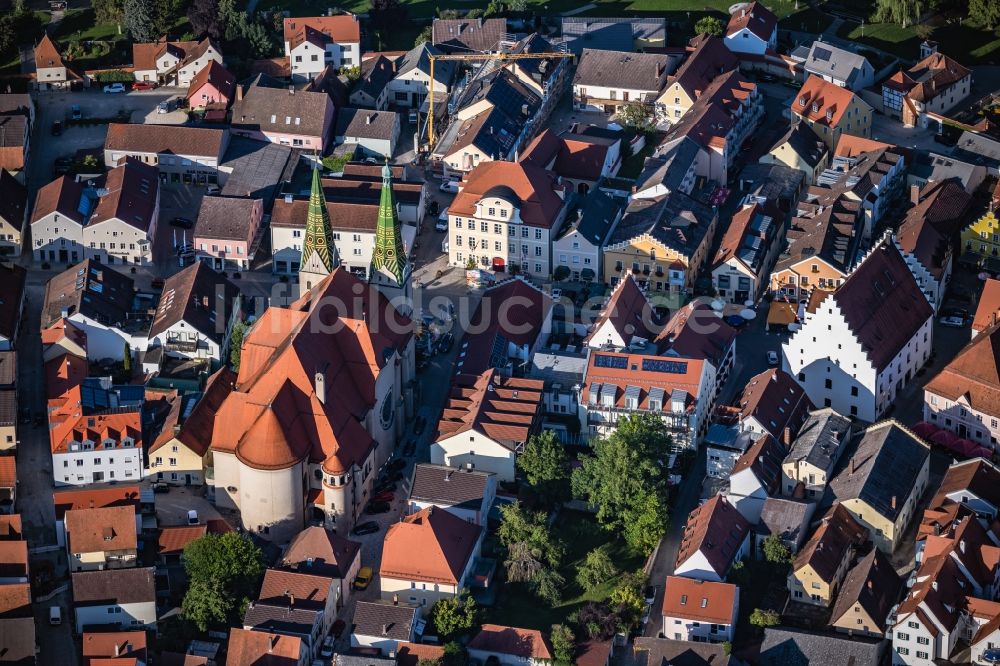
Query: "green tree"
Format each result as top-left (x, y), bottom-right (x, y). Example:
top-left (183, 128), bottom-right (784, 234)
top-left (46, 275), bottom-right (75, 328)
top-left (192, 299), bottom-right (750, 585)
top-left (442, 642), bottom-right (467, 666)
top-left (418, 660), bottom-right (442, 666)
top-left (571, 413), bottom-right (671, 554)
top-left (749, 608), bottom-right (781, 627)
top-left (872, 0), bottom-right (924, 27)
top-left (123, 0), bottom-right (157, 42)
top-left (531, 567), bottom-right (565, 605)
top-left (761, 534), bottom-right (792, 564)
top-left (93, 0), bottom-right (125, 28)
top-left (187, 0), bottom-right (222, 38)
top-left (228, 319), bottom-right (246, 371)
top-left (694, 15), bottom-right (724, 36)
top-left (429, 590), bottom-right (477, 640)
top-left (576, 544), bottom-right (617, 592)
top-left (497, 502), bottom-right (564, 572)
top-left (970, 0), bottom-right (1000, 28)
top-left (415, 25), bottom-right (432, 46)
top-left (181, 532), bottom-right (264, 630)
top-left (517, 431), bottom-right (571, 505)
top-left (617, 100), bottom-right (653, 131)
top-left (550, 624), bottom-right (575, 666)
top-left (508, 0), bottom-right (528, 11)
top-left (609, 573), bottom-right (646, 632)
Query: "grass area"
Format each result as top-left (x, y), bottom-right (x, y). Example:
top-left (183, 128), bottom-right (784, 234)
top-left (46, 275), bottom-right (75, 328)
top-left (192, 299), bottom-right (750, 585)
top-left (619, 141), bottom-right (654, 180)
top-left (52, 9), bottom-right (122, 42)
top-left (486, 510), bottom-right (646, 631)
top-left (836, 18), bottom-right (1000, 63)
top-left (778, 7), bottom-right (833, 34)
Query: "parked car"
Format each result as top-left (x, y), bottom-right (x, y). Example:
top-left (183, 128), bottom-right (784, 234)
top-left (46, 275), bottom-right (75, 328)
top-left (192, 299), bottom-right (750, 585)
top-left (132, 81), bottom-right (157, 90)
top-left (408, 110), bottom-right (419, 125)
top-left (550, 288), bottom-right (562, 300)
top-left (170, 216), bottom-right (194, 229)
top-left (351, 522), bottom-right (379, 536)
top-left (373, 480), bottom-right (396, 494)
top-left (373, 489), bottom-right (394, 503)
top-left (434, 219), bottom-right (448, 232)
top-left (331, 619), bottom-right (346, 638)
top-left (187, 510), bottom-right (199, 525)
top-left (49, 607), bottom-right (61, 626)
top-left (767, 351), bottom-right (779, 366)
top-left (103, 83), bottom-right (126, 94)
top-left (365, 501), bottom-right (391, 515)
top-left (388, 458), bottom-right (407, 472)
top-left (427, 200), bottom-right (440, 216)
top-left (940, 315), bottom-right (966, 328)
top-left (51, 120), bottom-right (63, 136)
top-left (320, 636), bottom-right (335, 658)
top-left (151, 482), bottom-right (171, 493)
top-left (353, 566), bottom-right (374, 589)
top-left (439, 180), bottom-right (459, 194)
top-left (70, 105), bottom-right (81, 120)
top-left (206, 184), bottom-right (220, 194)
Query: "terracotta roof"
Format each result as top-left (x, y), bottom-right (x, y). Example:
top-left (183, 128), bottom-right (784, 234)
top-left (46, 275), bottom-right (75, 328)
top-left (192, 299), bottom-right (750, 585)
top-left (105, 123), bottom-right (227, 159)
top-left (249, 57), bottom-right (290, 79)
top-left (352, 601), bottom-right (419, 641)
top-left (661, 576), bottom-right (737, 625)
top-left (209, 269), bottom-right (411, 475)
top-left (930, 458), bottom-right (1000, 513)
top-left (42, 318), bottom-right (88, 353)
top-left (654, 301), bottom-right (737, 368)
top-left (662, 69), bottom-right (757, 153)
top-left (157, 524), bottom-right (207, 555)
top-left (52, 486), bottom-right (141, 521)
top-left (160, 653), bottom-right (209, 666)
top-left (92, 158), bottom-right (159, 232)
top-left (65, 505), bottom-right (137, 554)
top-left (44, 353), bottom-right (88, 402)
top-left (975, 279), bottom-right (1000, 334)
top-left (0, 170), bottom-right (26, 231)
top-left (793, 504), bottom-right (865, 583)
top-left (830, 420), bottom-right (930, 521)
top-left (0, 516), bottom-right (22, 541)
top-left (72, 567), bottom-right (155, 606)
top-left (259, 569), bottom-right (333, 610)
top-left (48, 400), bottom-right (142, 455)
top-left (725, 1), bottom-right (777, 42)
top-left (829, 548), bottom-right (902, 629)
top-left (791, 75), bottom-right (864, 128)
top-left (396, 643), bottom-right (445, 666)
top-left (675, 495), bottom-right (751, 577)
top-left (0, 617), bottom-right (35, 663)
top-left (226, 627), bottom-right (302, 666)
top-left (148, 260), bottom-right (239, 342)
top-left (131, 38), bottom-right (214, 72)
top-left (926, 321), bottom-right (1000, 417)
top-left (458, 277), bottom-right (552, 375)
top-left (83, 631), bottom-right (147, 664)
top-left (587, 275), bottom-right (662, 348)
top-left (831, 240), bottom-right (933, 371)
top-left (730, 434), bottom-right (783, 492)
top-left (584, 350), bottom-right (704, 414)
top-left (898, 181), bottom-right (970, 279)
top-left (432, 18), bottom-right (507, 52)
top-left (468, 625), bottom-right (553, 660)
top-left (380, 506), bottom-right (481, 584)
top-left (733, 369), bottom-right (813, 441)
top-left (668, 35), bottom-right (737, 102)
top-left (519, 128), bottom-right (615, 183)
top-left (187, 60), bottom-right (235, 101)
top-left (35, 34), bottom-right (64, 69)
top-left (283, 15), bottom-right (360, 50)
top-left (886, 51), bottom-right (971, 103)
top-left (279, 525), bottom-right (360, 579)
top-left (712, 201), bottom-right (780, 273)
top-left (0, 583), bottom-right (29, 619)
top-left (436, 369), bottom-right (543, 449)
top-left (0, 456), bottom-right (12, 491)
top-left (451, 161), bottom-right (566, 229)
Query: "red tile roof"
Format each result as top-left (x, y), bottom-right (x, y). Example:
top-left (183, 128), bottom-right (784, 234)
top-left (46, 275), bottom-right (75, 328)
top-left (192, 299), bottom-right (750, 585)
top-left (226, 628), bottom-right (302, 666)
top-left (654, 301), bottom-right (737, 367)
top-left (83, 631), bottom-right (147, 665)
top-left (436, 369), bottom-right (544, 449)
top-left (974, 279), bottom-right (1000, 334)
top-left (793, 504), bottom-right (865, 583)
top-left (0, 458), bottom-right (14, 489)
top-left (661, 576), bottom-right (737, 624)
top-left (283, 15), bottom-right (360, 49)
top-left (48, 395), bottom-right (142, 455)
top-left (675, 495), bottom-right (750, 577)
top-left (468, 625), bottom-right (553, 660)
top-left (259, 569), bottom-right (333, 610)
top-left (925, 320), bottom-right (1000, 417)
top-left (186, 60), bottom-right (235, 102)
top-left (731, 434), bottom-right (783, 492)
top-left (725, 2), bottom-right (777, 42)
top-left (0, 515), bottom-right (22, 541)
top-left (396, 643), bottom-right (445, 666)
top-left (380, 506), bottom-right (481, 585)
top-left (280, 525), bottom-right (361, 579)
top-left (35, 34), bottom-right (64, 69)
top-left (885, 51), bottom-right (971, 103)
top-left (41, 318), bottom-right (88, 353)
top-left (587, 275), bottom-right (662, 348)
top-left (52, 486), bottom-right (141, 521)
top-left (584, 350), bottom-right (704, 413)
top-left (451, 162), bottom-right (567, 229)
top-left (157, 524), bottom-right (207, 555)
top-left (66, 505), bottom-right (138, 554)
top-left (459, 277), bottom-right (552, 375)
top-left (732, 369), bottom-right (813, 441)
top-left (668, 35), bottom-right (738, 101)
top-left (792, 75), bottom-right (863, 128)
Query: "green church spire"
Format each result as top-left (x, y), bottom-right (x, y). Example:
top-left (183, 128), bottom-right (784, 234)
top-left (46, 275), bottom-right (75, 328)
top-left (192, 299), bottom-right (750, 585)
top-left (300, 164), bottom-right (338, 282)
top-left (369, 160), bottom-right (407, 285)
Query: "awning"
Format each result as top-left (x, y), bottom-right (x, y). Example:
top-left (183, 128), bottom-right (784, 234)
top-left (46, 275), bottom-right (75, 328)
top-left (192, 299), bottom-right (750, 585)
top-left (767, 301), bottom-right (797, 326)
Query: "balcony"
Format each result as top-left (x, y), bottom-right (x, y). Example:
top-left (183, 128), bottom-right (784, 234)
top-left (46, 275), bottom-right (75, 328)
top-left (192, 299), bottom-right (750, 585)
top-left (164, 338), bottom-right (201, 353)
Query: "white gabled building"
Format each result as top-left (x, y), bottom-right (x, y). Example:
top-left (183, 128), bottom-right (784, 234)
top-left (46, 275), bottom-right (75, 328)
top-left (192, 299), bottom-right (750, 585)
top-left (283, 15), bottom-right (361, 82)
top-left (661, 576), bottom-right (739, 644)
top-left (726, 434), bottom-right (784, 524)
top-left (674, 495), bottom-right (751, 582)
top-left (783, 237), bottom-right (933, 422)
top-left (723, 2), bottom-right (777, 56)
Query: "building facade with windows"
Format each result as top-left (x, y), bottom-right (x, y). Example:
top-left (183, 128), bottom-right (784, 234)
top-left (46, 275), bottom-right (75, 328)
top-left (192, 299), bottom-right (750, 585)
top-left (283, 15), bottom-right (361, 82)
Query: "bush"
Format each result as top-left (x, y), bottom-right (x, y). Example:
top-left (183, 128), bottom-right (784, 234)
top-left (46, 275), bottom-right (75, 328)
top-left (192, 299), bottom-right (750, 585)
top-left (576, 545), bottom-right (617, 592)
top-left (749, 608), bottom-right (780, 627)
top-left (94, 69), bottom-right (135, 84)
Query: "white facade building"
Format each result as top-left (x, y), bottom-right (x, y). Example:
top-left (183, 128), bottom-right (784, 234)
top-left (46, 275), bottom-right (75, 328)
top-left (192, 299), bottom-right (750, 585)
top-left (283, 15), bottom-right (361, 81)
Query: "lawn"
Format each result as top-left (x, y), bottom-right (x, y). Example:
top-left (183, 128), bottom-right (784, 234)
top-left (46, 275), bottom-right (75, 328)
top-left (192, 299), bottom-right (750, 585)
top-left (836, 18), bottom-right (1000, 64)
top-left (52, 9), bottom-right (122, 42)
top-left (486, 509), bottom-right (646, 631)
top-left (778, 7), bottom-right (833, 34)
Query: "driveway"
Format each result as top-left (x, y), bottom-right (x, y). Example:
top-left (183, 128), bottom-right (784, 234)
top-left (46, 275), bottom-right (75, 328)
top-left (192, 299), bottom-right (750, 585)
top-left (152, 485), bottom-right (225, 527)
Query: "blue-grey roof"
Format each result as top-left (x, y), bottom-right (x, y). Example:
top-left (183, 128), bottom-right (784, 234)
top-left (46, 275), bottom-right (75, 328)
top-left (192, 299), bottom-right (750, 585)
top-left (759, 627), bottom-right (884, 666)
top-left (558, 189), bottom-right (625, 246)
top-left (561, 17), bottom-right (666, 54)
top-left (802, 40), bottom-right (872, 88)
top-left (784, 408), bottom-right (851, 474)
top-left (219, 136), bottom-right (293, 205)
top-left (396, 42), bottom-right (455, 86)
top-left (635, 137), bottom-right (701, 195)
top-left (610, 190), bottom-right (716, 258)
top-left (953, 131), bottom-right (1000, 171)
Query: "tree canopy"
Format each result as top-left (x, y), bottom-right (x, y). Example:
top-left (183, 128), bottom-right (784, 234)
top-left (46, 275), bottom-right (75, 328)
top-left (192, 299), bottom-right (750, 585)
top-left (517, 431), bottom-right (571, 506)
top-left (181, 532), bottom-right (264, 630)
top-left (550, 624), bottom-right (575, 666)
top-left (970, 0), bottom-right (1000, 28)
top-left (496, 503), bottom-right (565, 602)
top-left (694, 15), bottom-right (724, 36)
top-left (576, 544), bottom-right (617, 592)
top-left (571, 413), bottom-right (671, 553)
top-left (429, 590), bottom-right (477, 640)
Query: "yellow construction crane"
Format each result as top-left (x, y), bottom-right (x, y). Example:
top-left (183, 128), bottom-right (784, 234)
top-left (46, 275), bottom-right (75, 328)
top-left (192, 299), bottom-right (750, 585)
top-left (426, 51), bottom-right (575, 146)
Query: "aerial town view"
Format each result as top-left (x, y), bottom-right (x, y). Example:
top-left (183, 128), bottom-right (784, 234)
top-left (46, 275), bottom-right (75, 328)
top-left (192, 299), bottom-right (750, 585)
top-left (2, 0), bottom-right (1000, 663)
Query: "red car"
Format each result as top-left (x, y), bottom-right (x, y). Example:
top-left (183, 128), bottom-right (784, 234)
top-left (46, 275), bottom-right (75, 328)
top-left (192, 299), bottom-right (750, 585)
top-left (372, 490), bottom-right (394, 503)
top-left (132, 81), bottom-right (157, 90)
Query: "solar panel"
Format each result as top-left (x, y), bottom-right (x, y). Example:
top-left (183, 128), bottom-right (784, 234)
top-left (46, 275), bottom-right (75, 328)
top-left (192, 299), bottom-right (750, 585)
top-left (641, 358), bottom-right (689, 374)
top-left (814, 46), bottom-right (833, 61)
top-left (594, 354), bottom-right (628, 369)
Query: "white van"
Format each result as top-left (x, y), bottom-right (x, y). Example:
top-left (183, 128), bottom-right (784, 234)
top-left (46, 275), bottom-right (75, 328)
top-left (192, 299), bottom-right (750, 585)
top-left (49, 606), bottom-right (61, 625)
top-left (187, 510), bottom-right (199, 525)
